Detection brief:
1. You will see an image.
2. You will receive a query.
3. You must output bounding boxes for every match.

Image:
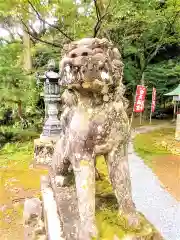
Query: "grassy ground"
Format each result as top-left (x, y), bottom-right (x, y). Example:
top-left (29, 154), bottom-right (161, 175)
top-left (95, 156), bottom-right (162, 239)
top-left (0, 127), bottom-right (47, 239)
top-left (131, 117), bottom-right (169, 128)
top-left (134, 127), bottom-right (180, 201)
top-left (0, 125), bottom-right (162, 240)
top-left (133, 128), bottom-right (174, 168)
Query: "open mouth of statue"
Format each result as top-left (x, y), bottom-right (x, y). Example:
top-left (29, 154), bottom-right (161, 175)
top-left (60, 63), bottom-right (111, 85)
top-left (59, 47), bottom-right (113, 89)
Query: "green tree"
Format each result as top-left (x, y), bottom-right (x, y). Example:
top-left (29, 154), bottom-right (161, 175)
top-left (0, 42), bottom-right (37, 123)
top-left (106, 0), bottom-right (180, 104)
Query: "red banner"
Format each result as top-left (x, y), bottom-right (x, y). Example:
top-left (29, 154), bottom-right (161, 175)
top-left (133, 85), bottom-right (147, 113)
top-left (151, 87), bottom-right (156, 113)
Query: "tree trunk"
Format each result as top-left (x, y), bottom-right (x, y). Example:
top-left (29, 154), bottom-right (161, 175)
top-left (141, 72), bottom-right (145, 85)
top-left (22, 25), bottom-right (32, 71)
top-left (17, 100), bottom-right (23, 120)
top-left (17, 100), bottom-right (28, 128)
top-left (97, 0), bottom-right (105, 11)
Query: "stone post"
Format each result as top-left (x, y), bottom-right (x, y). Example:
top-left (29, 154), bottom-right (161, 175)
top-left (34, 60), bottom-right (61, 166)
top-left (175, 113), bottom-right (180, 141)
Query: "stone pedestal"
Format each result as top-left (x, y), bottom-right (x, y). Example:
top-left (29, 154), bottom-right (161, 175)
top-left (34, 138), bottom-right (58, 166)
top-left (39, 172), bottom-right (163, 240)
top-left (40, 173), bottom-right (80, 240)
top-left (41, 176), bottom-right (65, 240)
top-left (175, 114), bottom-right (180, 141)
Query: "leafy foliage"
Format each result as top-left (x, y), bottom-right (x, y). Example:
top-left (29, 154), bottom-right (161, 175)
top-left (0, 0), bottom-right (179, 119)
top-left (108, 0), bottom-right (180, 101)
top-left (0, 42), bottom-right (38, 119)
top-left (145, 58), bottom-right (180, 101)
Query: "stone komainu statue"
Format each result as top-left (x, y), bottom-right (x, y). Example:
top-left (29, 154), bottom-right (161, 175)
top-left (52, 38), bottom-right (139, 239)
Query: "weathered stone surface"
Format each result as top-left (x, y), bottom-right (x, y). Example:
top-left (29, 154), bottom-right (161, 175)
top-left (51, 37), bottom-right (139, 238)
top-left (55, 175), bottom-right (69, 187)
top-left (23, 198), bottom-right (42, 224)
top-left (122, 233), bottom-right (162, 240)
top-left (41, 175), bottom-right (65, 240)
top-left (34, 219), bottom-right (45, 235)
top-left (49, 171), bottom-right (80, 240)
top-left (23, 198), bottom-right (46, 240)
top-left (34, 138), bottom-right (57, 166)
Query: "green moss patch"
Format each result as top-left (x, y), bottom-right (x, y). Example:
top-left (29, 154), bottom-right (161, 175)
top-left (133, 127), bottom-right (180, 202)
top-left (95, 156), bottom-right (161, 239)
top-left (0, 126), bottom-right (163, 239)
top-left (0, 130), bottom-right (47, 239)
top-left (133, 128), bottom-right (175, 168)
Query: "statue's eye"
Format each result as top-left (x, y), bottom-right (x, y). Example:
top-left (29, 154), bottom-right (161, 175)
top-left (82, 52), bottom-right (88, 56)
top-left (71, 53), bottom-right (77, 58)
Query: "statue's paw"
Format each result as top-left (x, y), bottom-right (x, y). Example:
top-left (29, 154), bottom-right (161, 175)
top-left (126, 212), bottom-right (140, 229)
top-left (55, 175), bottom-right (68, 187)
top-left (79, 223), bottom-right (98, 240)
top-left (68, 164), bottom-right (73, 173)
top-left (119, 211), bottom-right (140, 229)
top-left (90, 224), bottom-right (98, 238)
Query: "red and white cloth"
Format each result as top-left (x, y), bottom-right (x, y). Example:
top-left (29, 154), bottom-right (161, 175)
top-left (133, 85), bottom-right (147, 113)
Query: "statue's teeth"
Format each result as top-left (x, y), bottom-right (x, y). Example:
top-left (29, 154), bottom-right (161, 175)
top-left (64, 65), bottom-right (73, 83)
top-left (65, 65), bottom-right (71, 72)
top-left (101, 71), bottom-right (109, 80)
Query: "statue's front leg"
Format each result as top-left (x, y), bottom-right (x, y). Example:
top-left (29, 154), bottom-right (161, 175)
top-left (52, 136), bottom-right (70, 186)
top-left (105, 144), bottom-right (140, 228)
top-left (72, 153), bottom-right (98, 240)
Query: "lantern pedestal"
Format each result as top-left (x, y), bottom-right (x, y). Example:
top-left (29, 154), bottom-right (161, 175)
top-left (33, 138), bottom-right (57, 166)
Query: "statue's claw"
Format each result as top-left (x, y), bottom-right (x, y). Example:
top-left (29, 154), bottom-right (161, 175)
top-left (119, 210), bottom-right (140, 229)
top-left (78, 223), bottom-right (98, 240)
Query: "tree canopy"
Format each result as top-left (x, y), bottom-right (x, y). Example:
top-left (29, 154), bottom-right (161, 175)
top-left (0, 0), bottom-right (179, 120)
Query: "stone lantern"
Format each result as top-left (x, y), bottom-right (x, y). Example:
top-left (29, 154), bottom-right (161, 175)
top-left (40, 59), bottom-right (61, 140)
top-left (34, 59), bottom-right (61, 166)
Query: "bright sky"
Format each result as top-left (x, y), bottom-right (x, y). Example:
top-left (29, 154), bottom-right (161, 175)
top-left (0, 28), bottom-right (9, 37)
top-left (0, 17), bottom-right (57, 40)
top-left (0, 1), bottom-right (92, 39)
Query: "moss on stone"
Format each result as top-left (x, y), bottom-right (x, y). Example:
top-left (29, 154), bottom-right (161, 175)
top-left (80, 160), bottom-right (91, 166)
top-left (95, 155), bottom-right (162, 239)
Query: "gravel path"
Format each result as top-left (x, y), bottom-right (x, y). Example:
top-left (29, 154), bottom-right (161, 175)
top-left (128, 125), bottom-right (180, 240)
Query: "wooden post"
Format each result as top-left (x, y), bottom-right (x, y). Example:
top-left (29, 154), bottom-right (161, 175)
top-left (173, 100), bottom-right (176, 120)
top-left (130, 111), bottom-right (134, 128)
top-left (149, 89), bottom-right (153, 125)
top-left (140, 72), bottom-right (145, 125)
top-left (149, 87), bottom-right (156, 125)
top-left (175, 113), bottom-right (180, 141)
top-left (149, 111), bottom-right (152, 124)
top-left (131, 92), bottom-right (136, 127)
